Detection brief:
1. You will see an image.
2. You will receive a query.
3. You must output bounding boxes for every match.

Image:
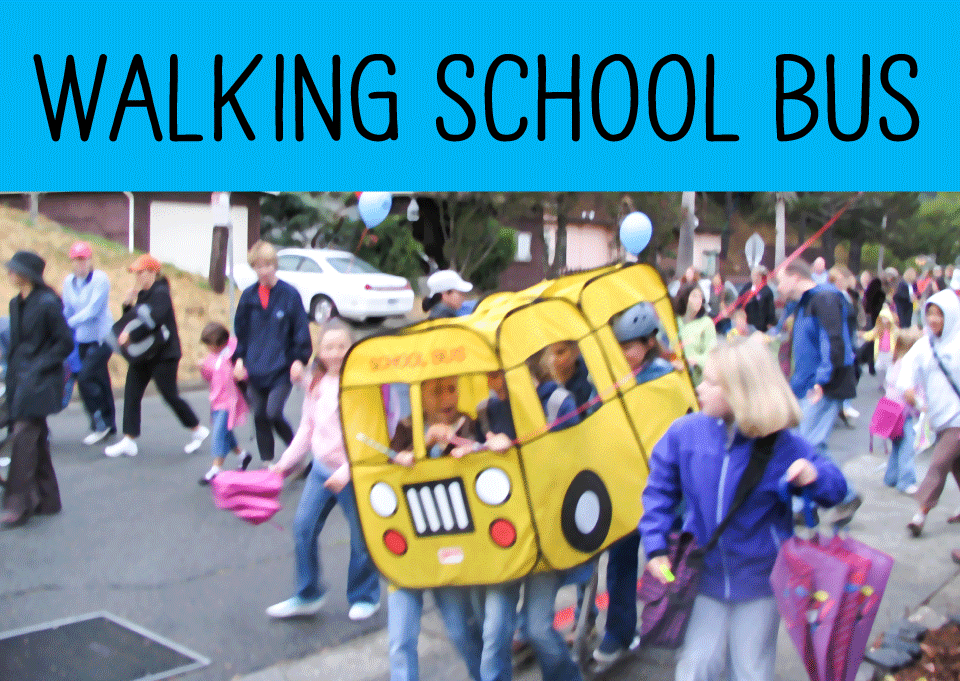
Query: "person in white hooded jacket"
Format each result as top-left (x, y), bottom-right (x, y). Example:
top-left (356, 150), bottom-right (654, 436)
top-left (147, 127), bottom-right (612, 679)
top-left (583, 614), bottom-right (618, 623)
top-left (897, 289), bottom-right (960, 536)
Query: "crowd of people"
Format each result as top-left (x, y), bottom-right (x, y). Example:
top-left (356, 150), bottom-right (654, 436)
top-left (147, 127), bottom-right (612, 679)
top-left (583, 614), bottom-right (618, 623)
top-left (4, 238), bottom-right (960, 681)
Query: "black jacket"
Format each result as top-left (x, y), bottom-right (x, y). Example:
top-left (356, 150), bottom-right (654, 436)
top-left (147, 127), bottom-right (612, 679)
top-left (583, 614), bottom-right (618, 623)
top-left (862, 279), bottom-right (886, 329)
top-left (121, 277), bottom-right (182, 362)
top-left (7, 286), bottom-right (74, 419)
top-left (741, 283), bottom-right (777, 333)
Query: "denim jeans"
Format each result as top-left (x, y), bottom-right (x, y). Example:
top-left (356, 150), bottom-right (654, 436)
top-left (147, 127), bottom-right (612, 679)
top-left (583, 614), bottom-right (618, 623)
top-left (885, 415), bottom-right (917, 491)
top-left (77, 340), bottom-right (116, 432)
top-left (294, 464), bottom-right (381, 606)
top-left (523, 571), bottom-right (584, 681)
top-left (388, 586), bottom-right (483, 681)
top-left (209, 409), bottom-right (238, 458)
top-left (602, 531), bottom-right (641, 649)
top-left (476, 582), bottom-right (521, 681)
top-left (798, 396), bottom-right (857, 503)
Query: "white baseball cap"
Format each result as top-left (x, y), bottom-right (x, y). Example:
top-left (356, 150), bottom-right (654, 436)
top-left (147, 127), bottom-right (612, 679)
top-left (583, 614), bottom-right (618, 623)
top-left (428, 270), bottom-right (473, 296)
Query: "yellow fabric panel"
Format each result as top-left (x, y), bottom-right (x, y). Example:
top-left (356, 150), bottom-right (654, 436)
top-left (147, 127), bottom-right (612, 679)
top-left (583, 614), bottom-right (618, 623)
top-left (622, 372), bottom-right (698, 464)
top-left (578, 265), bottom-right (674, 329)
top-left (498, 299), bottom-right (593, 369)
top-left (341, 327), bottom-right (499, 387)
top-left (518, 400), bottom-right (645, 571)
top-left (350, 449), bottom-right (538, 588)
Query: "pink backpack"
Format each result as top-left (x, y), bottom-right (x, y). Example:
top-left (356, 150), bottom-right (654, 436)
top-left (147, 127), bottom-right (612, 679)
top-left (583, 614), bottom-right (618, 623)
top-left (211, 470), bottom-right (283, 525)
top-left (868, 397), bottom-right (906, 451)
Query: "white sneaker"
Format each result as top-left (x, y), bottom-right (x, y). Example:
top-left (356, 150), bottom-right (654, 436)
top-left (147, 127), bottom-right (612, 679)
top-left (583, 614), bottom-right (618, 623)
top-left (184, 426), bottom-right (210, 454)
top-left (83, 429), bottom-right (112, 446)
top-left (843, 407), bottom-right (860, 419)
top-left (105, 437), bottom-right (138, 458)
top-left (266, 594), bottom-right (326, 618)
top-left (0, 457), bottom-right (9, 467)
top-left (903, 484), bottom-right (919, 495)
top-left (348, 601), bottom-right (381, 621)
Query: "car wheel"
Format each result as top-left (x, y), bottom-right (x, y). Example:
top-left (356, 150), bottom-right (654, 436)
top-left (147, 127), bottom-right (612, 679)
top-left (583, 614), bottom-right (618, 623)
top-left (365, 316), bottom-right (386, 326)
top-left (310, 295), bottom-right (337, 324)
top-left (560, 470), bottom-right (612, 553)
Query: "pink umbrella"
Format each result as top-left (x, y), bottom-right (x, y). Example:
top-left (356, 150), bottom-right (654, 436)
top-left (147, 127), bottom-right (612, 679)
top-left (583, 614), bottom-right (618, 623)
top-left (210, 469), bottom-right (283, 525)
top-left (771, 534), bottom-right (850, 681)
top-left (827, 535), bottom-right (894, 681)
top-left (818, 536), bottom-right (871, 681)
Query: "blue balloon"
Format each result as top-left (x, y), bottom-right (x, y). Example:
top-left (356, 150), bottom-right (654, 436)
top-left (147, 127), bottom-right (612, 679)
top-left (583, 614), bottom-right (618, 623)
top-left (620, 211), bottom-right (653, 255)
top-left (358, 191), bottom-right (393, 229)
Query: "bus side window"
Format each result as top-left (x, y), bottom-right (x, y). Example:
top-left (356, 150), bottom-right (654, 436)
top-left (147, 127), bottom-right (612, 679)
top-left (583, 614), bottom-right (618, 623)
top-left (526, 348), bottom-right (581, 431)
top-left (383, 383), bottom-right (412, 438)
top-left (544, 341), bottom-right (599, 417)
top-left (610, 303), bottom-right (676, 386)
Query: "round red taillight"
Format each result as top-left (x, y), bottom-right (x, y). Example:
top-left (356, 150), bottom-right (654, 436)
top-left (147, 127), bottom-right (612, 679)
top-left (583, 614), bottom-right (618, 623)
top-left (489, 519), bottom-right (516, 548)
top-left (384, 529), bottom-right (408, 556)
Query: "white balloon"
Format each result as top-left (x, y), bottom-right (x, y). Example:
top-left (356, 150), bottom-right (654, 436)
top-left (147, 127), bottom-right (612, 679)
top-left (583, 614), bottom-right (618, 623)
top-left (357, 192), bottom-right (393, 229)
top-left (619, 211), bottom-right (653, 255)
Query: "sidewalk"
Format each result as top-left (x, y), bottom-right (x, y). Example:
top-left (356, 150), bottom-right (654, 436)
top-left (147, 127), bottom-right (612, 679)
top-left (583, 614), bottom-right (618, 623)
top-left (234, 388), bottom-right (960, 681)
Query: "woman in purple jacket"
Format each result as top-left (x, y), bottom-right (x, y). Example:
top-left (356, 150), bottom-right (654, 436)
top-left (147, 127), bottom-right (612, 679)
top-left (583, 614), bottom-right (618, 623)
top-left (640, 337), bottom-right (847, 681)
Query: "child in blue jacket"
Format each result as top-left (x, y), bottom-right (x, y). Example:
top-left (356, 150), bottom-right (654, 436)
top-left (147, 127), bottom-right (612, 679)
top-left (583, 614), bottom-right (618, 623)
top-left (640, 337), bottom-right (846, 681)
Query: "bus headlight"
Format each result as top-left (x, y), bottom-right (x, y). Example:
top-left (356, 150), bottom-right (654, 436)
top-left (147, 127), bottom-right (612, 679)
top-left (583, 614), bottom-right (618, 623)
top-left (370, 482), bottom-right (398, 517)
top-left (475, 468), bottom-right (511, 506)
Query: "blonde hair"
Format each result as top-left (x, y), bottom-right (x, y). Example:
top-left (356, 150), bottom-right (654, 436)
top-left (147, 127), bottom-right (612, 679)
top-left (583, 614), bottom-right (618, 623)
top-left (893, 327), bottom-right (922, 364)
top-left (705, 336), bottom-right (802, 437)
top-left (828, 264), bottom-right (852, 286)
top-left (247, 240), bottom-right (278, 267)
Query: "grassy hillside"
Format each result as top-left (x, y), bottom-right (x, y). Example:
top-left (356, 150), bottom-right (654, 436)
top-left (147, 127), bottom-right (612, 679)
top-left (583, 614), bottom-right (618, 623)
top-left (0, 206), bottom-right (234, 386)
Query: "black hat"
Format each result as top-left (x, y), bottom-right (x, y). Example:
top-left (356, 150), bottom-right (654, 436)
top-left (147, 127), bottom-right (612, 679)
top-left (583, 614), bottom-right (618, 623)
top-left (6, 250), bottom-right (46, 286)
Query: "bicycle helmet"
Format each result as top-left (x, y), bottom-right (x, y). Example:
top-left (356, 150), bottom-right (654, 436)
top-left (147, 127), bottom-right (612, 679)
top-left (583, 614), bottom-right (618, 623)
top-left (612, 302), bottom-right (660, 343)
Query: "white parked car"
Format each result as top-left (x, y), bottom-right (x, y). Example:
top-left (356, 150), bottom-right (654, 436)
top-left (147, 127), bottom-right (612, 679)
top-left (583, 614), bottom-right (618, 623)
top-left (232, 248), bottom-right (415, 324)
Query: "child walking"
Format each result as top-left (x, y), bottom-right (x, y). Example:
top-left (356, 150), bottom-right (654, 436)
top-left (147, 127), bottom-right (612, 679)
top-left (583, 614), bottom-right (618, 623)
top-left (198, 323), bottom-right (251, 484)
top-left (388, 375), bottom-right (484, 681)
top-left (266, 319), bottom-right (381, 620)
top-left (881, 328), bottom-right (922, 494)
top-left (641, 337), bottom-right (846, 681)
top-left (861, 306), bottom-right (898, 388)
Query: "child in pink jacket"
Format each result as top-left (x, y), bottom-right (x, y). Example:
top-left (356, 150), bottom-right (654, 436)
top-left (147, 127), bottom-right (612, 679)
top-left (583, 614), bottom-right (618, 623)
top-left (265, 319), bottom-right (381, 621)
top-left (198, 322), bottom-right (250, 484)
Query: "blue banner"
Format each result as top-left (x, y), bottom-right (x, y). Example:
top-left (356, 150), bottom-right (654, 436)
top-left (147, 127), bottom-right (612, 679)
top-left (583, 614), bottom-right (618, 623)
top-left (2, 1), bottom-right (952, 189)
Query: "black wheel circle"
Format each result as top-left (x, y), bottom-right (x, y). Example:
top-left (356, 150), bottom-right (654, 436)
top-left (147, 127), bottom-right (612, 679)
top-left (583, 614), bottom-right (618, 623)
top-left (310, 295), bottom-right (337, 324)
top-left (560, 470), bottom-right (612, 553)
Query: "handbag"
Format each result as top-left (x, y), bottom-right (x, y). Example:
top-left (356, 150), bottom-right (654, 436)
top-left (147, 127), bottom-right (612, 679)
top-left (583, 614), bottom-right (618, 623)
top-left (868, 396), bottom-right (906, 451)
top-left (111, 306), bottom-right (170, 364)
top-left (637, 431), bottom-right (778, 649)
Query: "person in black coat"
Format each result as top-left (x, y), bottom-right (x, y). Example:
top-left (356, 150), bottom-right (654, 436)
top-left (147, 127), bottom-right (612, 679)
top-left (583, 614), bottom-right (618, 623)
top-left (741, 266), bottom-right (778, 333)
top-left (2, 251), bottom-right (74, 529)
top-left (103, 254), bottom-right (208, 458)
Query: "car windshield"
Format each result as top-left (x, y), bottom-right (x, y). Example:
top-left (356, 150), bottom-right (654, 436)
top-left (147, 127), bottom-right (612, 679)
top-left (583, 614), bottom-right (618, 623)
top-left (325, 256), bottom-right (383, 275)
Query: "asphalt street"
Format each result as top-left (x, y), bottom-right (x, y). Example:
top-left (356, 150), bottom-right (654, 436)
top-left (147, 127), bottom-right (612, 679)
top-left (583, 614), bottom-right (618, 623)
top-left (0, 382), bottom-right (387, 681)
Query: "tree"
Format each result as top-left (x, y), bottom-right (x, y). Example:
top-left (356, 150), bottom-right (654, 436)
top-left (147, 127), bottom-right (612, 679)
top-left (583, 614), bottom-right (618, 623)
top-left (260, 192), bottom-right (352, 247)
top-left (893, 196), bottom-right (960, 266)
top-left (432, 193), bottom-right (520, 287)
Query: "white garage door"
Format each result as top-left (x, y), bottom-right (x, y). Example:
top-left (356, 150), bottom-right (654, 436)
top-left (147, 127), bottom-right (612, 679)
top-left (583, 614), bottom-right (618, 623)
top-left (149, 201), bottom-right (249, 277)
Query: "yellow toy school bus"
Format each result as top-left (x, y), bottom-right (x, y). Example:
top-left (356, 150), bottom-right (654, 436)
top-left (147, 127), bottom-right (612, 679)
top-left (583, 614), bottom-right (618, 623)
top-left (339, 264), bottom-right (697, 590)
